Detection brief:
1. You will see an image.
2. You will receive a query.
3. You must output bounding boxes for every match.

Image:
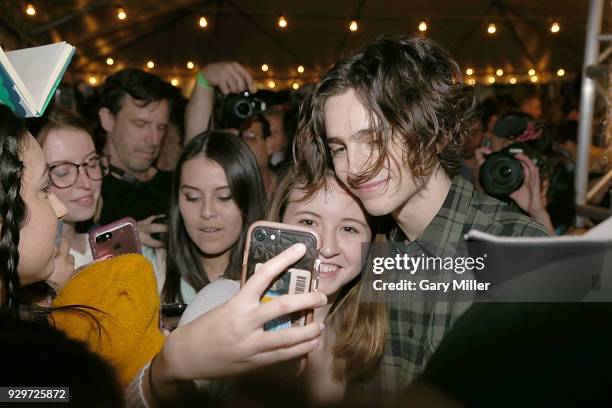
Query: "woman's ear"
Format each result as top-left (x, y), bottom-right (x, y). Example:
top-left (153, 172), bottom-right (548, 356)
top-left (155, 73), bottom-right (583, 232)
top-left (98, 108), bottom-right (115, 133)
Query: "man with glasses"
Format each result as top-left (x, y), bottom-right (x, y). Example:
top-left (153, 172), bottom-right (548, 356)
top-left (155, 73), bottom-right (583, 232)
top-left (97, 68), bottom-right (175, 247)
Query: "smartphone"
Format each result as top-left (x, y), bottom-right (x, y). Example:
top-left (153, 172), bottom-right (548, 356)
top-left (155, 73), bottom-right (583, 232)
top-left (241, 221), bottom-right (320, 331)
top-left (88, 217), bottom-right (142, 261)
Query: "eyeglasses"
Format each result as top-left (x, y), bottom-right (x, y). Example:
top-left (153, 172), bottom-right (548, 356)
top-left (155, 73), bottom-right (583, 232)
top-left (49, 154), bottom-right (111, 189)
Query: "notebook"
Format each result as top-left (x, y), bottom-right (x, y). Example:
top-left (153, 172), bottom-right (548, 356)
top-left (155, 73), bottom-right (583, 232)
top-left (0, 41), bottom-right (75, 118)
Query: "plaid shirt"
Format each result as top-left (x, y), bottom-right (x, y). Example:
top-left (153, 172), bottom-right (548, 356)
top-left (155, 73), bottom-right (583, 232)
top-left (361, 176), bottom-right (550, 395)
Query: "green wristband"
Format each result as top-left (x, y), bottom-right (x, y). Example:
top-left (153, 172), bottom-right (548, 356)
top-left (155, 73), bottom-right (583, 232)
top-left (196, 71), bottom-right (212, 90)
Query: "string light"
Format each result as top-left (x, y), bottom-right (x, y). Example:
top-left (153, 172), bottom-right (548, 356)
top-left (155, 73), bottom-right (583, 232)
top-left (186, 61), bottom-right (195, 70)
top-left (510, 77), bottom-right (517, 84)
top-left (267, 80), bottom-right (276, 89)
top-left (106, 57), bottom-right (114, 66)
top-left (171, 78), bottom-right (179, 87)
top-left (292, 82), bottom-right (300, 90)
top-left (418, 21), bottom-right (427, 32)
top-left (550, 21), bottom-right (560, 33)
top-left (465, 68), bottom-right (474, 76)
top-left (557, 68), bottom-right (565, 77)
top-left (199, 16), bottom-right (208, 28)
top-left (26, 4), bottom-right (36, 16)
top-left (467, 78), bottom-right (476, 86)
top-left (88, 76), bottom-right (97, 85)
top-left (297, 65), bottom-right (304, 74)
top-left (278, 15), bottom-right (287, 28)
top-left (487, 23), bottom-right (497, 34)
top-left (528, 69), bottom-right (536, 76)
top-left (146, 60), bottom-right (155, 69)
top-left (496, 69), bottom-right (504, 76)
top-left (117, 7), bottom-right (126, 20)
top-left (349, 20), bottom-right (358, 32)
top-left (261, 64), bottom-right (269, 72)
top-left (488, 76), bottom-right (496, 84)
top-left (530, 75), bottom-right (539, 83)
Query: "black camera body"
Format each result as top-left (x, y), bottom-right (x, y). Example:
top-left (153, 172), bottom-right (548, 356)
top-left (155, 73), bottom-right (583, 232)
top-left (479, 142), bottom-right (546, 199)
top-left (222, 91), bottom-right (266, 122)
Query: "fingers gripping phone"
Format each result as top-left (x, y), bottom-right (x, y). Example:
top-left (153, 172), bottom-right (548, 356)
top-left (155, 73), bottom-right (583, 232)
top-left (88, 217), bottom-right (142, 261)
top-left (241, 221), bottom-right (320, 331)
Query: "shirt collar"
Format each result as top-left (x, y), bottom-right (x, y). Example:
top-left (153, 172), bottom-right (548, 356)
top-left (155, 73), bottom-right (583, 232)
top-left (391, 175), bottom-right (474, 257)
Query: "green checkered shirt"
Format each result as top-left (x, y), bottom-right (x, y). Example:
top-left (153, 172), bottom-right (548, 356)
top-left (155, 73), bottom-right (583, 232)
top-left (362, 176), bottom-right (550, 395)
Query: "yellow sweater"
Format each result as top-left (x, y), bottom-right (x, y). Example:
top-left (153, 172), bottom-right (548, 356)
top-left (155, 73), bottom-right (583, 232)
top-left (52, 254), bottom-right (164, 386)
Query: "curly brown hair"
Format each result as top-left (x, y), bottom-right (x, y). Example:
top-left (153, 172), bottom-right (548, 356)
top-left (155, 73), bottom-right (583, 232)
top-left (294, 35), bottom-right (478, 190)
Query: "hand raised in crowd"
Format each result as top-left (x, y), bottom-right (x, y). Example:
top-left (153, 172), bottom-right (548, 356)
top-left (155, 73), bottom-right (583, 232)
top-left (145, 243), bottom-right (327, 402)
top-left (201, 61), bottom-right (257, 94)
top-left (136, 214), bottom-right (168, 249)
top-left (509, 154), bottom-right (555, 235)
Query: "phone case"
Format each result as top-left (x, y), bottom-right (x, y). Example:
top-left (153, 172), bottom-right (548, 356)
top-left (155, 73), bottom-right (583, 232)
top-left (88, 217), bottom-right (142, 261)
top-left (241, 221), bottom-right (320, 331)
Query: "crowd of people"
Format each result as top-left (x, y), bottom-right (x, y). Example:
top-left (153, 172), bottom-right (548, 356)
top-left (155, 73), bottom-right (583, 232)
top-left (0, 34), bottom-right (610, 407)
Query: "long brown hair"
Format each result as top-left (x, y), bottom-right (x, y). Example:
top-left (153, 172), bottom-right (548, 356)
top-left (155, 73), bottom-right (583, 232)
top-left (294, 35), bottom-right (478, 194)
top-left (268, 167), bottom-right (387, 382)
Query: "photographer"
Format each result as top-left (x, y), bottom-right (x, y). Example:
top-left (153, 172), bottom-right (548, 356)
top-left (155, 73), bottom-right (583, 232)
top-left (185, 62), bottom-right (280, 196)
top-left (185, 62), bottom-right (256, 144)
top-left (475, 111), bottom-right (555, 234)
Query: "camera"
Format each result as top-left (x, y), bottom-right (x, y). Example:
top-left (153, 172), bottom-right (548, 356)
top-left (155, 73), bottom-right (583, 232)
top-left (222, 91), bottom-right (266, 122)
top-left (479, 142), bottom-right (547, 199)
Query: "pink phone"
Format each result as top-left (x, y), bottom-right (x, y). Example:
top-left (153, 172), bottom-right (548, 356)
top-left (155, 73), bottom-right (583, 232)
top-left (88, 217), bottom-right (141, 261)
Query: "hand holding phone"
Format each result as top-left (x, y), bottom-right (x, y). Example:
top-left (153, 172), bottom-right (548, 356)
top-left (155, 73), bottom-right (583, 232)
top-left (242, 221), bottom-right (320, 331)
top-left (89, 217), bottom-right (142, 261)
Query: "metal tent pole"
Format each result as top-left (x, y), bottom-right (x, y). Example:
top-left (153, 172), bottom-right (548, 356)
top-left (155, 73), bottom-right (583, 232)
top-left (575, 0), bottom-right (604, 226)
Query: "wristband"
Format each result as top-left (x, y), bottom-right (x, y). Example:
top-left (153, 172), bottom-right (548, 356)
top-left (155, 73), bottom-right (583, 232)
top-left (196, 71), bottom-right (212, 90)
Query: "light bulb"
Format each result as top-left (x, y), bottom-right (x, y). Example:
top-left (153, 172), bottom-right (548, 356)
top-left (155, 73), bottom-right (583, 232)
top-left (551, 22), bottom-right (560, 33)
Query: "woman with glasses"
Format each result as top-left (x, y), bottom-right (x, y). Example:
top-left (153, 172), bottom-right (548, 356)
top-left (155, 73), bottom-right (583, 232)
top-left (37, 108), bottom-right (110, 268)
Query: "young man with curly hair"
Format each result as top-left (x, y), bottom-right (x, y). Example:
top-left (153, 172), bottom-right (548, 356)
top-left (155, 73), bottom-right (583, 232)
top-left (294, 35), bottom-right (550, 395)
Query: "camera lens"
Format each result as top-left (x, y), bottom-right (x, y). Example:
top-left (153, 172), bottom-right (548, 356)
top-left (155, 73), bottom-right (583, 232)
top-left (254, 229), bottom-right (267, 241)
top-left (480, 152), bottom-right (524, 198)
top-left (235, 100), bottom-right (252, 119)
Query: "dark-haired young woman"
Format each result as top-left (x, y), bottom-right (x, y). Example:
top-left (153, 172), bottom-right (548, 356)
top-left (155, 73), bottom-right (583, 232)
top-left (158, 130), bottom-right (267, 304)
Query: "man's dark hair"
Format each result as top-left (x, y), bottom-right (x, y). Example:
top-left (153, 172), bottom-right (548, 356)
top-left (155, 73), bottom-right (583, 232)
top-left (99, 68), bottom-right (174, 115)
top-left (294, 35), bottom-right (478, 190)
